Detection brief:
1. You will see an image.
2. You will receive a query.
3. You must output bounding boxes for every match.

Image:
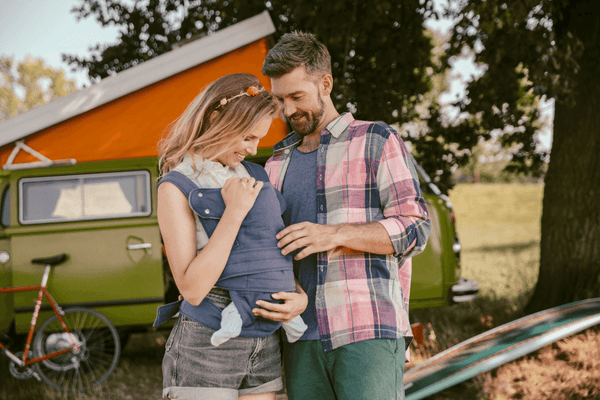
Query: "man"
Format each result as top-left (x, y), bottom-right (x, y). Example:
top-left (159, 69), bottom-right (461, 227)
top-left (252, 31), bottom-right (431, 400)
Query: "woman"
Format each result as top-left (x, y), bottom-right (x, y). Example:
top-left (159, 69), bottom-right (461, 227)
top-left (156, 73), bottom-right (307, 400)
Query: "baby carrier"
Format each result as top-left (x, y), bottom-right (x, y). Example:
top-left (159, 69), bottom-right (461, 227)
top-left (153, 161), bottom-right (296, 337)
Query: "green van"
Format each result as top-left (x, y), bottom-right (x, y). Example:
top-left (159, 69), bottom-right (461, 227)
top-left (0, 157), bottom-right (165, 338)
top-left (0, 155), bottom-right (477, 339)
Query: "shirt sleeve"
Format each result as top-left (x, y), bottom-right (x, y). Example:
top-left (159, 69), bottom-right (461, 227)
top-left (375, 126), bottom-right (431, 260)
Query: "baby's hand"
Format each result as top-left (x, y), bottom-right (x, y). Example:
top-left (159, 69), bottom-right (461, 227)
top-left (221, 177), bottom-right (263, 220)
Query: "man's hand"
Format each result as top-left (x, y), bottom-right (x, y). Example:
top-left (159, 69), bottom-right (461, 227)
top-left (252, 288), bottom-right (308, 323)
top-left (276, 222), bottom-right (340, 260)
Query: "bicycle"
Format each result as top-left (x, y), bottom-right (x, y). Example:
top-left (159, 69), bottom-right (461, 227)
top-left (0, 253), bottom-right (121, 391)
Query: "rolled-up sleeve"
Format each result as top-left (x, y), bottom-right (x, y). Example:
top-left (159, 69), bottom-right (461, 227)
top-left (376, 129), bottom-right (431, 259)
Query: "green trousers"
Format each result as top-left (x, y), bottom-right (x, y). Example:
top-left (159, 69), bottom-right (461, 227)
top-left (283, 337), bottom-right (406, 400)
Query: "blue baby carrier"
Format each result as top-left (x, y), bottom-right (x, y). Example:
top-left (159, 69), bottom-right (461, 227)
top-left (153, 161), bottom-right (296, 337)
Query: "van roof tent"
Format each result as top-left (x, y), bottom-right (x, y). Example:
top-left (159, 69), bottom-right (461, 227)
top-left (0, 11), bottom-right (286, 169)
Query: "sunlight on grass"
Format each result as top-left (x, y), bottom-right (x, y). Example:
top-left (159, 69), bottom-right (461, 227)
top-left (451, 183), bottom-right (543, 250)
top-left (451, 183), bottom-right (543, 298)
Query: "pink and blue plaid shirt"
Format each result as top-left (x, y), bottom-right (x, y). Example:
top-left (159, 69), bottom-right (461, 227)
top-left (265, 113), bottom-right (431, 352)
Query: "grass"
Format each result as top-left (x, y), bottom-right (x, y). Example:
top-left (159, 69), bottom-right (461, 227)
top-left (451, 183), bottom-right (543, 299)
top-left (1, 183), bottom-right (599, 399)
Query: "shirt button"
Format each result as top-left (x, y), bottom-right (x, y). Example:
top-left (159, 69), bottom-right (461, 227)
top-left (204, 209), bottom-right (210, 214)
top-left (198, 192), bottom-right (203, 197)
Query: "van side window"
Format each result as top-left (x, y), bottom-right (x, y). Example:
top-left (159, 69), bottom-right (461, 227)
top-left (19, 171), bottom-right (151, 224)
top-left (1, 187), bottom-right (9, 227)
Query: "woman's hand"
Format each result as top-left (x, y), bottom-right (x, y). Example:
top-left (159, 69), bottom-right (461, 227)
top-left (221, 177), bottom-right (263, 220)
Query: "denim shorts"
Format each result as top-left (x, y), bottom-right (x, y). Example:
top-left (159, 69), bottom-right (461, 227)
top-left (162, 314), bottom-right (283, 399)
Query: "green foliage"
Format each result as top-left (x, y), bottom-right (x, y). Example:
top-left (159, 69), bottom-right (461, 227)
top-left (445, 0), bottom-right (600, 309)
top-left (65, 0), bottom-right (438, 128)
top-left (0, 56), bottom-right (77, 121)
top-left (66, 0), bottom-right (583, 193)
top-left (442, 0), bottom-right (594, 180)
top-left (64, 0), bottom-right (457, 189)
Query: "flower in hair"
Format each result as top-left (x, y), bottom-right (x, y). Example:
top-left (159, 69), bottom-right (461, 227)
top-left (247, 86), bottom-right (260, 96)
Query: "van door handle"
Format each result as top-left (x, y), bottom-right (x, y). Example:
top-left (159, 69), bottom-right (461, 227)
top-left (127, 243), bottom-right (152, 250)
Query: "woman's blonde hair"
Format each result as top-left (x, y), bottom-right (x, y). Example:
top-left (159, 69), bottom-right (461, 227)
top-left (158, 73), bottom-right (278, 176)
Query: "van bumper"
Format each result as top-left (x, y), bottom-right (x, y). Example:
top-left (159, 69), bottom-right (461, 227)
top-left (451, 278), bottom-right (479, 303)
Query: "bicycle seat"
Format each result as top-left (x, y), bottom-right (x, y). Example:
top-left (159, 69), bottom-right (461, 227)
top-left (31, 254), bottom-right (68, 266)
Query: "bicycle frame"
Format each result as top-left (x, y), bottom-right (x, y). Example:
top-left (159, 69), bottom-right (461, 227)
top-left (0, 264), bottom-right (80, 368)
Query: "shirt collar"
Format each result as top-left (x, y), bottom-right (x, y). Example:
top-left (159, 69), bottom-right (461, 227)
top-left (324, 112), bottom-right (354, 138)
top-left (272, 112), bottom-right (355, 152)
top-left (273, 131), bottom-right (302, 152)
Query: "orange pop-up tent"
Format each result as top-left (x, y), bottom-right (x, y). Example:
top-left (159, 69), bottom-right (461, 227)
top-left (0, 11), bottom-right (286, 169)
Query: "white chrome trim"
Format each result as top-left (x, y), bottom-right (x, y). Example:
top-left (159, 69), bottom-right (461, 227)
top-left (127, 243), bottom-right (152, 250)
top-left (3, 141), bottom-right (76, 171)
top-left (452, 294), bottom-right (478, 303)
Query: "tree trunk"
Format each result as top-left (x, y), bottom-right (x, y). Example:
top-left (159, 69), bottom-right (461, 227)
top-left (526, 2), bottom-right (600, 313)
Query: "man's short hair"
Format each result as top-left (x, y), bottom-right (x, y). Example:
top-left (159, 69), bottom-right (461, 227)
top-left (262, 31), bottom-right (331, 78)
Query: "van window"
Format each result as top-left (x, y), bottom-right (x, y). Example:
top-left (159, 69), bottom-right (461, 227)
top-left (19, 171), bottom-right (151, 224)
top-left (1, 187), bottom-right (9, 227)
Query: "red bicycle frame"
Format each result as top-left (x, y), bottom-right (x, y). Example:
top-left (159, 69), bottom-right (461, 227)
top-left (0, 264), bottom-right (80, 367)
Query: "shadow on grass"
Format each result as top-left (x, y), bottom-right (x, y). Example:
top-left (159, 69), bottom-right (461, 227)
top-left (466, 240), bottom-right (539, 254)
top-left (120, 331), bottom-right (167, 362)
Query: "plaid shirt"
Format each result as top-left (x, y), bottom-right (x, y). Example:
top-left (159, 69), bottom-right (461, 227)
top-left (265, 113), bottom-right (431, 352)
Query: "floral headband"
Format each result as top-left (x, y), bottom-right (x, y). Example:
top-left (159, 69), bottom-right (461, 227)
top-left (217, 85), bottom-right (265, 108)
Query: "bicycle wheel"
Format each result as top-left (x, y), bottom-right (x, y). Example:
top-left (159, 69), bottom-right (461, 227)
top-left (32, 307), bottom-right (121, 391)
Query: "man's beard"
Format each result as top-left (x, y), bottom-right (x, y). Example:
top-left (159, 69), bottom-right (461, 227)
top-left (288, 97), bottom-right (325, 137)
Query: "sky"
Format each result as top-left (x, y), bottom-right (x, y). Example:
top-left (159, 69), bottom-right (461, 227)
top-left (0, 0), bottom-right (552, 151)
top-left (0, 0), bottom-right (119, 87)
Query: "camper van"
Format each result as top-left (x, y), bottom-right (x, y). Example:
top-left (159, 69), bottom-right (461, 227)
top-left (0, 12), bottom-right (477, 340)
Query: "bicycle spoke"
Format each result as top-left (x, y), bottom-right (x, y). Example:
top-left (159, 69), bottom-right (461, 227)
top-left (81, 358), bottom-right (100, 382)
top-left (51, 367), bottom-right (68, 389)
top-left (71, 365), bottom-right (82, 391)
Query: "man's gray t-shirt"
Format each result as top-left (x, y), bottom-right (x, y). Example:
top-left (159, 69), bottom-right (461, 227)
top-left (281, 148), bottom-right (320, 340)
